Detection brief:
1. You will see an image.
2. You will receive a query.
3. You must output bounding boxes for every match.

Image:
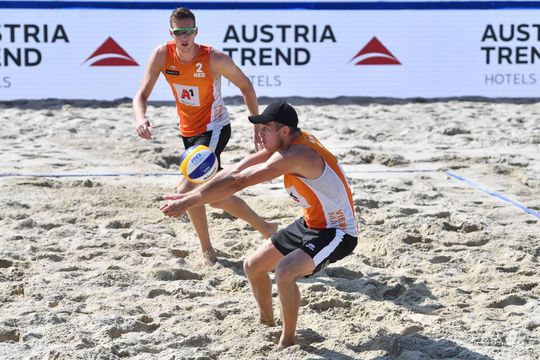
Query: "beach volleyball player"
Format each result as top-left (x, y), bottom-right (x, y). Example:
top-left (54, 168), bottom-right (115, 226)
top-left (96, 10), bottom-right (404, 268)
top-left (133, 8), bottom-right (276, 264)
top-left (160, 102), bottom-right (358, 348)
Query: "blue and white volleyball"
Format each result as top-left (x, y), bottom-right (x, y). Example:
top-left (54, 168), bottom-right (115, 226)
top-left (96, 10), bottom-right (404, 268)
top-left (180, 145), bottom-right (218, 184)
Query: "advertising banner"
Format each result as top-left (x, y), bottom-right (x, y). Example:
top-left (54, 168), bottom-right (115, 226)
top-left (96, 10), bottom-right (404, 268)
top-left (0, 3), bottom-right (539, 99)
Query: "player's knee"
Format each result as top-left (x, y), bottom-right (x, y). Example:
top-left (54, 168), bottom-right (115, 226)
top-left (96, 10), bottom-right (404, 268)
top-left (208, 200), bottom-right (225, 209)
top-left (243, 254), bottom-right (263, 277)
top-left (243, 256), bottom-right (255, 276)
top-left (274, 263), bottom-right (296, 287)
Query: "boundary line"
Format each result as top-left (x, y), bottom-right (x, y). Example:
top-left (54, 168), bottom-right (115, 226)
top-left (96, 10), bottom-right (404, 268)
top-left (2, 169), bottom-right (538, 219)
top-left (447, 171), bottom-right (540, 219)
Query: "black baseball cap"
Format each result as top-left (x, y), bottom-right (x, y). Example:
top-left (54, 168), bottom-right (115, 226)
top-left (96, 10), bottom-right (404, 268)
top-left (248, 101), bottom-right (298, 128)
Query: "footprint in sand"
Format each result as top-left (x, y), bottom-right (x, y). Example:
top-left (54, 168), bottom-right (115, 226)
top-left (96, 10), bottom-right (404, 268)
top-left (35, 253), bottom-right (64, 262)
top-left (178, 334), bottom-right (211, 347)
top-left (375, 153), bottom-right (409, 167)
top-left (354, 198), bottom-right (379, 209)
top-left (3, 200), bottom-right (30, 209)
top-left (78, 251), bottom-right (105, 261)
top-left (401, 233), bottom-right (423, 245)
top-left (488, 295), bottom-right (527, 308)
top-left (306, 283), bottom-right (327, 292)
top-left (324, 267), bottom-right (364, 280)
top-left (69, 179), bottom-right (100, 188)
top-left (105, 220), bottom-right (133, 229)
top-left (0, 259), bottom-right (14, 268)
top-left (106, 318), bottom-right (160, 339)
top-left (442, 127), bottom-right (471, 136)
top-left (154, 154), bottom-right (180, 169)
top-left (169, 249), bottom-right (190, 258)
top-left (0, 327), bottom-right (20, 343)
top-left (152, 268), bottom-right (202, 281)
top-left (382, 283), bottom-right (406, 300)
top-left (495, 265), bottom-right (518, 273)
top-left (442, 221), bottom-right (483, 233)
top-left (40, 222), bottom-right (63, 230)
top-left (147, 289), bottom-right (172, 298)
top-left (13, 218), bottom-right (37, 230)
top-left (295, 328), bottom-right (326, 345)
top-left (309, 297), bottom-right (351, 311)
top-left (430, 255), bottom-right (452, 264)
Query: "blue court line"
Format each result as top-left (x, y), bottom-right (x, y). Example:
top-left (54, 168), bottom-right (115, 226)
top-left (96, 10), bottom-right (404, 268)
top-left (1, 1), bottom-right (540, 10)
top-left (447, 171), bottom-right (540, 219)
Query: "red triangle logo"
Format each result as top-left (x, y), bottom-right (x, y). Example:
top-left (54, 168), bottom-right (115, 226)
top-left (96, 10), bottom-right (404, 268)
top-left (350, 37), bottom-right (401, 65)
top-left (84, 37), bottom-right (138, 66)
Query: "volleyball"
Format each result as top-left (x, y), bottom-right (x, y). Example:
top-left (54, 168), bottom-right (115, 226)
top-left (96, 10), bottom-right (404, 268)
top-left (179, 144), bottom-right (218, 184)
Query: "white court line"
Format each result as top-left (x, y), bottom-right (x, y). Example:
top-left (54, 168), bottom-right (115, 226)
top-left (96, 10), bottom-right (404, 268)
top-left (2, 168), bottom-right (538, 219)
top-left (447, 171), bottom-right (540, 219)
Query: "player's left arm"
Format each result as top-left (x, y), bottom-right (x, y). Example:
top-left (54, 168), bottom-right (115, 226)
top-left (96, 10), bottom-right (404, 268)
top-left (211, 49), bottom-right (264, 151)
top-left (212, 49), bottom-right (259, 117)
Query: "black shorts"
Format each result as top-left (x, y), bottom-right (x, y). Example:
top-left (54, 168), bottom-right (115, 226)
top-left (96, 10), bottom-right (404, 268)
top-left (182, 124), bottom-right (231, 169)
top-left (271, 217), bottom-right (358, 276)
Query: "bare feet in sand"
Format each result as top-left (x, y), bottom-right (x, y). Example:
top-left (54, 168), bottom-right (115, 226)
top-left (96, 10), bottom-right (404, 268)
top-left (278, 336), bottom-right (295, 349)
top-left (260, 317), bottom-right (276, 327)
top-left (201, 248), bottom-right (217, 266)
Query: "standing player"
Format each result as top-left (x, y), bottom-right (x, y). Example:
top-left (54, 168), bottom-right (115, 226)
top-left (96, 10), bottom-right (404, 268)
top-left (160, 102), bottom-right (358, 348)
top-left (133, 8), bottom-right (274, 264)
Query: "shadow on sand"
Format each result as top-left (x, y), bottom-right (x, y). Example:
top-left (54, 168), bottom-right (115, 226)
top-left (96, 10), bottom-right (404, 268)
top-left (314, 266), bottom-right (441, 315)
top-left (288, 328), bottom-right (493, 359)
top-left (349, 331), bottom-right (494, 360)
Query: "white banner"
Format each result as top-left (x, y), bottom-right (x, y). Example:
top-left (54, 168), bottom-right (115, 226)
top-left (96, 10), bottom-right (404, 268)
top-left (0, 8), bottom-right (539, 99)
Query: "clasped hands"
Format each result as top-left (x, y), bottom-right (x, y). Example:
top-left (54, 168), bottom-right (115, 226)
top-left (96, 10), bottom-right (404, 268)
top-left (160, 194), bottom-right (189, 218)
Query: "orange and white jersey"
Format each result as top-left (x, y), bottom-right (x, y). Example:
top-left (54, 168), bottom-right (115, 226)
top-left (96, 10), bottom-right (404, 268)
top-left (162, 42), bottom-right (229, 137)
top-left (284, 131), bottom-right (358, 237)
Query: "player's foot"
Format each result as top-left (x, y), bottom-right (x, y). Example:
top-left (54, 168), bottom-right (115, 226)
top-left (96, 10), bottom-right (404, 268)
top-left (201, 248), bottom-right (217, 265)
top-left (259, 317), bottom-right (276, 327)
top-left (277, 335), bottom-right (295, 349)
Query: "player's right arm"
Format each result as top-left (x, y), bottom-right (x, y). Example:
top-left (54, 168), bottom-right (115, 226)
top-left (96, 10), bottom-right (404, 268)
top-left (161, 147), bottom-right (307, 218)
top-left (217, 148), bottom-right (273, 178)
top-left (132, 45), bottom-right (166, 140)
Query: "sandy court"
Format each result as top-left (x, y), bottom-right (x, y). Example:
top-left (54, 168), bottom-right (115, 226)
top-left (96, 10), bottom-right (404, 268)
top-left (0, 99), bottom-right (539, 359)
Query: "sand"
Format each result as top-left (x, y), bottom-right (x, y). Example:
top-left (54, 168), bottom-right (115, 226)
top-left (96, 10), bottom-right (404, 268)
top-left (0, 98), bottom-right (539, 359)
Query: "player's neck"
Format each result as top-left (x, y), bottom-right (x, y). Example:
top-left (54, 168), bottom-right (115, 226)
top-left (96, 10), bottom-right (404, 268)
top-left (281, 131), bottom-right (300, 150)
top-left (176, 43), bottom-right (199, 63)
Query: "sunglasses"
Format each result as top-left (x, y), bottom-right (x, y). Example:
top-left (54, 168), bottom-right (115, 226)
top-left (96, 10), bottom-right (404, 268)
top-left (171, 27), bottom-right (197, 36)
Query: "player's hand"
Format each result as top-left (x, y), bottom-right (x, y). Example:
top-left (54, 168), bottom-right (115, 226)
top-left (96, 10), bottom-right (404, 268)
top-left (253, 124), bottom-right (264, 152)
top-left (160, 194), bottom-right (189, 218)
top-left (136, 119), bottom-right (155, 140)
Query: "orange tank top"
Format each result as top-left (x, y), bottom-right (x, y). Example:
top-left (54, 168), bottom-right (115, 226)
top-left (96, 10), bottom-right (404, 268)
top-left (284, 131), bottom-right (358, 236)
top-left (162, 42), bottom-right (229, 137)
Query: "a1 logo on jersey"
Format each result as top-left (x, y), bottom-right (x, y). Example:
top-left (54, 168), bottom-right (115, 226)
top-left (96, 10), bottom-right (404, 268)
top-left (194, 62), bottom-right (206, 78)
top-left (174, 84), bottom-right (201, 107)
